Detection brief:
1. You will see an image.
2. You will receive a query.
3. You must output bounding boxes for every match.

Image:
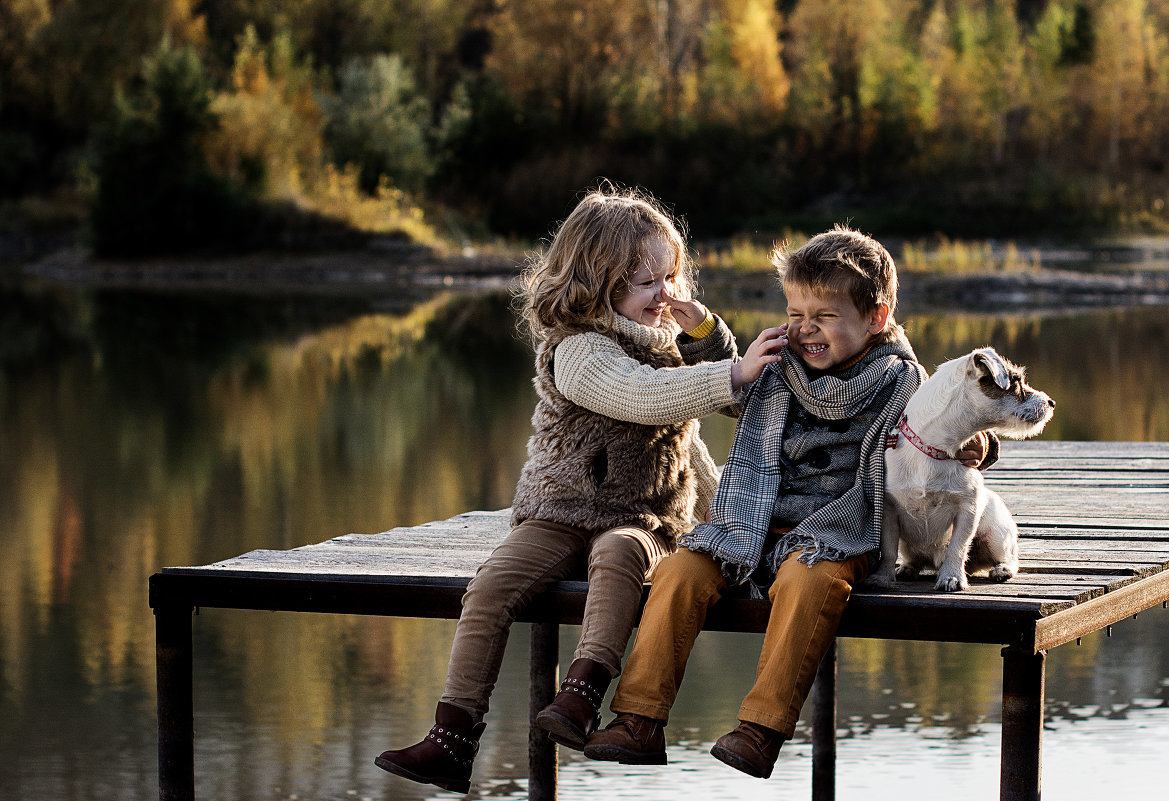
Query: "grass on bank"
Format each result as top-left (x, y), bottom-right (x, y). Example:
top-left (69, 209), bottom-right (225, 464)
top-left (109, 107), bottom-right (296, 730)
top-left (698, 234), bottom-right (1042, 274)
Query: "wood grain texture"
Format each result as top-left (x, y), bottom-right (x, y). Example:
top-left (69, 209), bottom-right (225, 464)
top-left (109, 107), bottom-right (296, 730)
top-left (153, 442), bottom-right (1169, 651)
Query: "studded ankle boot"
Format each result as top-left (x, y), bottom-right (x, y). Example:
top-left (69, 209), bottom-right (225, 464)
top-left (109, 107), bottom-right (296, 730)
top-left (534, 657), bottom-right (612, 750)
top-left (374, 702), bottom-right (485, 794)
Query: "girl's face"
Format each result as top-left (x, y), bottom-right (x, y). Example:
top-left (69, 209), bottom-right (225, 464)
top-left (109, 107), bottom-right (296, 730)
top-left (784, 283), bottom-right (889, 370)
top-left (614, 236), bottom-right (679, 327)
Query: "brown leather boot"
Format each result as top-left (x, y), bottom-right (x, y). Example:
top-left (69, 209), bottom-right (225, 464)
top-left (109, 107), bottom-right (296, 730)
top-left (709, 720), bottom-right (787, 779)
top-left (581, 712), bottom-right (667, 765)
top-left (374, 702), bottom-right (486, 794)
top-left (535, 657), bottom-right (612, 750)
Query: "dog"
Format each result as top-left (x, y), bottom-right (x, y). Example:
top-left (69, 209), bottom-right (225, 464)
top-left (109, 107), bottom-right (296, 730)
top-left (870, 347), bottom-right (1055, 592)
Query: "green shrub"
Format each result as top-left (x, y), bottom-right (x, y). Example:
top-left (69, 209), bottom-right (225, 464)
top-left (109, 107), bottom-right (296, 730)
top-left (90, 44), bottom-right (258, 257)
top-left (322, 53), bottom-right (433, 194)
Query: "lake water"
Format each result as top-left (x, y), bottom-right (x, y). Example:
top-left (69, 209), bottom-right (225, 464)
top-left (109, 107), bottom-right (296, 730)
top-left (1, 275), bottom-right (1167, 801)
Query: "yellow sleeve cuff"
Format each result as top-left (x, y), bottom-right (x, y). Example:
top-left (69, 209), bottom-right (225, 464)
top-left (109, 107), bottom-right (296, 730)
top-left (686, 312), bottom-right (716, 339)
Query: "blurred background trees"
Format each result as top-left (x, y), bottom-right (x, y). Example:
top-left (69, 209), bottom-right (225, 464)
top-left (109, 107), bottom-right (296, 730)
top-left (1, 0), bottom-right (1167, 255)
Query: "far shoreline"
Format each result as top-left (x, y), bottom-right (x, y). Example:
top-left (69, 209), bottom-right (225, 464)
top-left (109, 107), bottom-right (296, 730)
top-left (10, 237), bottom-right (1169, 313)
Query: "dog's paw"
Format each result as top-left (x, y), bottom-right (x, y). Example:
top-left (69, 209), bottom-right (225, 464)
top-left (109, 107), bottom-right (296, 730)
top-left (987, 564), bottom-right (1016, 582)
top-left (895, 564), bottom-right (920, 581)
top-left (934, 574), bottom-right (968, 592)
top-left (868, 571), bottom-right (897, 590)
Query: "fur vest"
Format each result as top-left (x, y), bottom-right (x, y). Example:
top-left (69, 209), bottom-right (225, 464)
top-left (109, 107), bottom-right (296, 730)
top-left (510, 320), bottom-right (699, 546)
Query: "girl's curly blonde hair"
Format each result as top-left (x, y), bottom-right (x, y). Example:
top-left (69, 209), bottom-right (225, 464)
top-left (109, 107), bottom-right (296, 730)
top-left (515, 185), bottom-right (696, 344)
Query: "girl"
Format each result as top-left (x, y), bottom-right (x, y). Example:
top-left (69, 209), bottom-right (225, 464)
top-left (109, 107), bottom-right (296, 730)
top-left (374, 187), bottom-right (784, 794)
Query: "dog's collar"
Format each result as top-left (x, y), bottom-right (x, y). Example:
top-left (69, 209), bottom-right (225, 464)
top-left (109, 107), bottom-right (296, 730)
top-left (887, 415), bottom-right (956, 461)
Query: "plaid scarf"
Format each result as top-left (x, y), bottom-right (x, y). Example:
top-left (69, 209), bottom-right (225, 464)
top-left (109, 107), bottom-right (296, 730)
top-left (680, 332), bottom-right (926, 587)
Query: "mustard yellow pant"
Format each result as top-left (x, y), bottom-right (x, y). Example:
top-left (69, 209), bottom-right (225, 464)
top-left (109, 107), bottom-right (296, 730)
top-left (610, 546), bottom-right (869, 737)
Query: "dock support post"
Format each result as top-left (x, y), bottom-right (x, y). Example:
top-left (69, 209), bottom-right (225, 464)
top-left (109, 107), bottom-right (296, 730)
top-left (1000, 646), bottom-right (1045, 801)
top-left (156, 603), bottom-right (195, 801)
top-left (811, 638), bottom-right (837, 801)
top-left (529, 621), bottom-right (559, 801)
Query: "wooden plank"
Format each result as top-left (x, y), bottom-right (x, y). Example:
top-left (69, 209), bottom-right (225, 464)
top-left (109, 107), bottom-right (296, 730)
top-left (1019, 562), bottom-right (1165, 577)
top-left (996, 486), bottom-right (1169, 509)
top-left (988, 461), bottom-right (1169, 473)
top-left (1018, 536), bottom-right (1169, 552)
top-left (997, 441), bottom-right (1169, 459)
top-left (988, 476), bottom-right (1168, 488)
top-left (1017, 526), bottom-right (1169, 541)
top-left (1031, 569), bottom-right (1169, 651)
top-left (1019, 560), bottom-right (1161, 573)
top-left (1017, 540), bottom-right (1169, 567)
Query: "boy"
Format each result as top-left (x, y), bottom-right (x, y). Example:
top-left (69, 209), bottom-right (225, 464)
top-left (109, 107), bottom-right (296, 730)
top-left (583, 225), bottom-right (993, 779)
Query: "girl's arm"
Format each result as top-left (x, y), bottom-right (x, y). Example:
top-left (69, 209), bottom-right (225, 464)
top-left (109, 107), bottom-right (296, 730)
top-left (678, 315), bottom-right (737, 365)
top-left (663, 289), bottom-right (738, 366)
top-left (554, 332), bottom-right (737, 425)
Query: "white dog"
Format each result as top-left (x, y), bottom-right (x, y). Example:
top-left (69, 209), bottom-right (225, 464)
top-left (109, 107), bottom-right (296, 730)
top-left (871, 347), bottom-right (1055, 592)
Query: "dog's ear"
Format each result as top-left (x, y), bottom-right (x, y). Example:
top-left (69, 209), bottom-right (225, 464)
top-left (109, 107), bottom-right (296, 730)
top-left (972, 348), bottom-right (1011, 389)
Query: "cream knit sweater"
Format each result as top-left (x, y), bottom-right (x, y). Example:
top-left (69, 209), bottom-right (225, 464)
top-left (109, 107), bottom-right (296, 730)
top-left (551, 314), bottom-right (738, 522)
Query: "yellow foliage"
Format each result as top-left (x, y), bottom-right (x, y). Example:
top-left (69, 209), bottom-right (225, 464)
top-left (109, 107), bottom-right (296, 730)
top-left (202, 25), bottom-right (435, 244)
top-left (899, 236), bottom-right (1041, 273)
top-left (698, 231), bottom-right (809, 272)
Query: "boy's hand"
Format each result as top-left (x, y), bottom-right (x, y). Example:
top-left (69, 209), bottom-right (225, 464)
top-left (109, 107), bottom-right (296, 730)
top-left (661, 286), bottom-right (708, 332)
top-left (957, 431), bottom-right (990, 467)
top-left (731, 325), bottom-right (788, 390)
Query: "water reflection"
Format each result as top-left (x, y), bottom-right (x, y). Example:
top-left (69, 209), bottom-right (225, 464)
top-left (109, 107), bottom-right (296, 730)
top-left (0, 283), bottom-right (1166, 800)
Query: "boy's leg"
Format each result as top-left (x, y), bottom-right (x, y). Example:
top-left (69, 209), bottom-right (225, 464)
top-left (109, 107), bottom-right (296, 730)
top-left (738, 551), bottom-right (870, 736)
top-left (584, 547), bottom-right (727, 764)
top-left (609, 547), bottom-right (727, 721)
top-left (441, 519), bottom-right (589, 720)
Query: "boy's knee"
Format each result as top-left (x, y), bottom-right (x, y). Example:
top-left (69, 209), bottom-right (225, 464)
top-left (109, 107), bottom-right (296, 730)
top-left (649, 548), bottom-right (724, 598)
top-left (770, 557), bottom-right (864, 602)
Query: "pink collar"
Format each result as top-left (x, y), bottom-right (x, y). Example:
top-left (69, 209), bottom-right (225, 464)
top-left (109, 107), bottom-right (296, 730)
top-left (887, 415), bottom-right (956, 461)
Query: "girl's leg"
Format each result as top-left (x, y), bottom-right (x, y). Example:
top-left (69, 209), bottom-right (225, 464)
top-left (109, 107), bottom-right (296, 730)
top-left (575, 525), bottom-right (672, 674)
top-left (441, 519), bottom-right (588, 720)
top-left (536, 525), bottom-right (671, 749)
top-left (737, 552), bottom-right (870, 736)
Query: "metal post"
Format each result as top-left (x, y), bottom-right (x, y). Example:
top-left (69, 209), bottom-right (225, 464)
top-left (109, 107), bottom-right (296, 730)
top-left (811, 638), bottom-right (837, 801)
top-left (156, 603), bottom-right (195, 801)
top-left (529, 621), bottom-right (559, 801)
top-left (1000, 647), bottom-right (1046, 801)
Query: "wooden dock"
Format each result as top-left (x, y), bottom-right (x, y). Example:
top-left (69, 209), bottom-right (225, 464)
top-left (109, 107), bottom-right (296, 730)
top-left (149, 440), bottom-right (1169, 801)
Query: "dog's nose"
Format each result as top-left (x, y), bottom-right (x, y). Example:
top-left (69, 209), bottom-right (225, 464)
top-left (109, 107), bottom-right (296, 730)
top-left (1047, 397), bottom-right (1056, 408)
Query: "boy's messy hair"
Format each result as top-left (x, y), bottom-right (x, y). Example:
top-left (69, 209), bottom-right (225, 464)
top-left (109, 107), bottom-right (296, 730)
top-left (515, 184), bottom-right (696, 343)
top-left (772, 224), bottom-right (900, 337)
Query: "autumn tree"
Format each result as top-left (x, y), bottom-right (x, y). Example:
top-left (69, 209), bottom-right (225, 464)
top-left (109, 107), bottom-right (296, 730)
top-left (695, 0), bottom-right (789, 130)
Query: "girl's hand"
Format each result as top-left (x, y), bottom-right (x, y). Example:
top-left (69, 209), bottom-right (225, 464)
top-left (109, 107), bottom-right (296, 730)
top-left (731, 325), bottom-right (788, 389)
top-left (661, 286), bottom-right (708, 333)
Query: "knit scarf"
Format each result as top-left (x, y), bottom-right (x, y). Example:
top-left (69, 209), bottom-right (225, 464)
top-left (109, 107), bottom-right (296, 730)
top-left (680, 332), bottom-right (926, 587)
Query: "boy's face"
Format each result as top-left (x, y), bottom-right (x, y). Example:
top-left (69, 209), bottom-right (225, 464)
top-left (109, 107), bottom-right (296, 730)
top-left (784, 283), bottom-right (890, 370)
top-left (614, 236), bottom-right (679, 328)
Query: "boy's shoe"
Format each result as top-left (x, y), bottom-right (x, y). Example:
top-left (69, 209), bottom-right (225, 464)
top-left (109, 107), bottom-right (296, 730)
top-left (709, 721), bottom-right (787, 779)
top-left (374, 702), bottom-right (486, 794)
top-left (535, 657), bottom-right (612, 750)
top-left (582, 713), bottom-right (668, 765)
